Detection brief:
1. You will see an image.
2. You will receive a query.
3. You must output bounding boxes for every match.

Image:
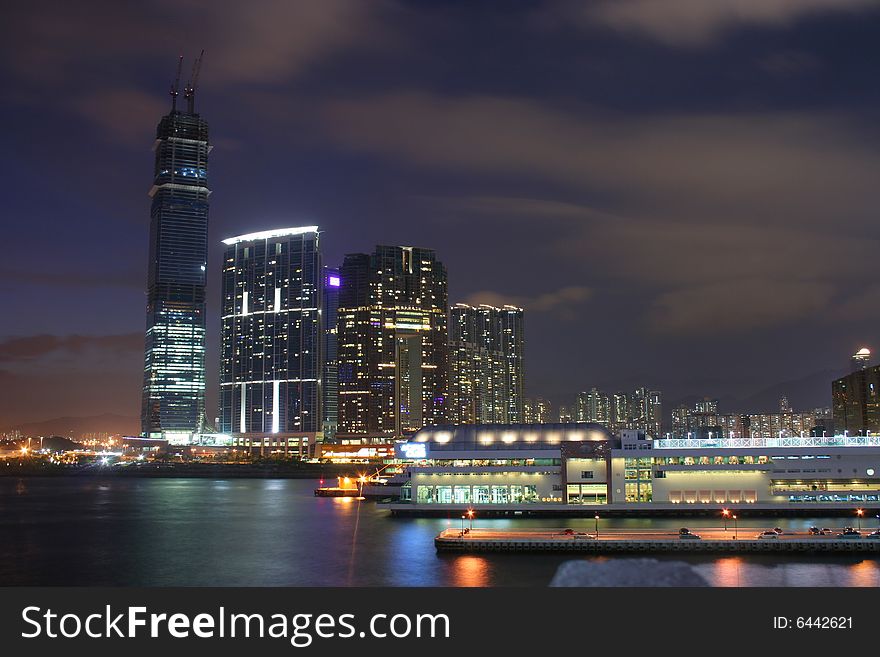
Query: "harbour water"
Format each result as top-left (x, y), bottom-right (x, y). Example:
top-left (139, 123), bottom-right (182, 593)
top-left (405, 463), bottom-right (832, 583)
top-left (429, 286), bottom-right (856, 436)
top-left (1, 477), bottom-right (878, 587)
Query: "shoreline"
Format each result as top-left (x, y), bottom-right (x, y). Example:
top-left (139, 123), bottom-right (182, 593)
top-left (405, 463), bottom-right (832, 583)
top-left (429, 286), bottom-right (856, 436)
top-left (0, 462), bottom-right (354, 479)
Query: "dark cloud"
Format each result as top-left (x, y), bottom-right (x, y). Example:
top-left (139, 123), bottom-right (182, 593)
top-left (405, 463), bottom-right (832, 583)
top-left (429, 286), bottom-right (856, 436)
top-left (71, 89), bottom-right (169, 147)
top-left (0, 334), bottom-right (143, 362)
top-left (559, 0), bottom-right (879, 47)
top-left (1, 0), bottom-right (393, 148)
top-left (3, 0), bottom-right (388, 86)
top-left (648, 280), bottom-right (835, 334)
top-left (320, 92), bottom-right (880, 225)
top-left (0, 267), bottom-right (143, 289)
top-left (463, 286), bottom-right (592, 315)
top-left (758, 50), bottom-right (825, 76)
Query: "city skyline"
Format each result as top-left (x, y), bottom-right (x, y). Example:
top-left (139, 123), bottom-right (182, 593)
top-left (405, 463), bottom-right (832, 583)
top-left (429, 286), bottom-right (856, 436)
top-left (2, 1), bottom-right (880, 429)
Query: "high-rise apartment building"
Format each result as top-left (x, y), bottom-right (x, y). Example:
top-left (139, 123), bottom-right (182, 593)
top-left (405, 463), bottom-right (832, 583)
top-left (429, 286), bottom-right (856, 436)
top-left (671, 404), bottom-right (689, 437)
top-left (833, 364), bottom-right (880, 436)
top-left (632, 387), bottom-right (662, 437)
top-left (524, 398), bottom-right (552, 424)
top-left (449, 304), bottom-right (524, 424)
top-left (141, 65), bottom-right (209, 443)
top-left (336, 246), bottom-right (448, 437)
top-left (218, 227), bottom-right (323, 451)
top-left (611, 392), bottom-right (631, 433)
top-left (693, 398), bottom-right (719, 414)
top-left (576, 388), bottom-right (610, 424)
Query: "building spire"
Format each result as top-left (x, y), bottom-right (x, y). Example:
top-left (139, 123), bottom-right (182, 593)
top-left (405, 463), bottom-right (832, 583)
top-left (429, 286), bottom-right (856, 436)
top-left (170, 55), bottom-right (183, 111)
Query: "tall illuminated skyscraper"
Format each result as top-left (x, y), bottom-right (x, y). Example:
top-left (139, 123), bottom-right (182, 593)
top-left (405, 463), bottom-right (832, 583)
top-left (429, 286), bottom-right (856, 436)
top-left (449, 304), bottom-right (524, 424)
top-left (141, 58), bottom-right (209, 442)
top-left (218, 227), bottom-right (323, 452)
top-left (322, 266), bottom-right (340, 440)
top-left (337, 246), bottom-right (448, 437)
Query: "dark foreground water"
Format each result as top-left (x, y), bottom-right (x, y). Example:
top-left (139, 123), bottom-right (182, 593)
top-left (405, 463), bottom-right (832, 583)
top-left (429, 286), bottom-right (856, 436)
top-left (1, 477), bottom-right (878, 586)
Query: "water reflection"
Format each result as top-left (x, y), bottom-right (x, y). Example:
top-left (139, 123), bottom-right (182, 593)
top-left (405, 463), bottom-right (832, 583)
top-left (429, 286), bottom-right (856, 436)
top-left (0, 477), bottom-right (878, 587)
top-left (843, 559), bottom-right (880, 587)
top-left (701, 557), bottom-right (744, 587)
top-left (450, 556), bottom-right (491, 587)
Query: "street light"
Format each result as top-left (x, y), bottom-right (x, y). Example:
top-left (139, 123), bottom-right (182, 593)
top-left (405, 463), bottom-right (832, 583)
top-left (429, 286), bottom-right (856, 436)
top-left (594, 513), bottom-right (600, 539)
top-left (460, 515), bottom-right (466, 536)
top-left (467, 508), bottom-right (474, 532)
top-left (856, 508), bottom-right (864, 532)
top-left (732, 514), bottom-right (738, 540)
top-left (722, 508), bottom-right (730, 532)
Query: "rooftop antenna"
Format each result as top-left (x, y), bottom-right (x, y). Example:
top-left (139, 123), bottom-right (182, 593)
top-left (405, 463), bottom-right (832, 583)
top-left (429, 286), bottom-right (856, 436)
top-left (170, 55), bottom-right (184, 111)
top-left (184, 49), bottom-right (204, 114)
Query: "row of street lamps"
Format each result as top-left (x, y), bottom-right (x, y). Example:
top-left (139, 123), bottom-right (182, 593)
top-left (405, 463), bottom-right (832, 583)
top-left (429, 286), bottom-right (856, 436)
top-left (458, 507), bottom-right (877, 540)
top-left (721, 507), bottom-right (874, 539)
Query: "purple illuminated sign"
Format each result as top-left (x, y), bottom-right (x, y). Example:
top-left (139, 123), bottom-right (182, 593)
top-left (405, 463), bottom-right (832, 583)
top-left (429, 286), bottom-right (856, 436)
top-left (328, 275), bottom-right (341, 287)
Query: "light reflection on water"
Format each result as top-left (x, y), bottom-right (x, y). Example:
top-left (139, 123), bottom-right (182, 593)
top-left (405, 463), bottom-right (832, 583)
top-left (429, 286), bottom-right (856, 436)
top-left (0, 477), bottom-right (877, 587)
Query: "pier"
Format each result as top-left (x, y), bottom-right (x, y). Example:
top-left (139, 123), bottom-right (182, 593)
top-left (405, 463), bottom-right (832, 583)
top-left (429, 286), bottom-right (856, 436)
top-left (434, 527), bottom-right (880, 553)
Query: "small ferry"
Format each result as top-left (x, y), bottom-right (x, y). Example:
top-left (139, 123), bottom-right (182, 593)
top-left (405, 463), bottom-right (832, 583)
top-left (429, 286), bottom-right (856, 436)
top-left (314, 475), bottom-right (364, 498)
top-left (314, 466), bottom-right (408, 499)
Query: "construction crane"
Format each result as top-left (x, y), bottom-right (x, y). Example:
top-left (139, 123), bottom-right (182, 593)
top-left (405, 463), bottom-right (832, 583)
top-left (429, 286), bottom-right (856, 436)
top-left (169, 55), bottom-right (183, 111)
top-left (184, 49), bottom-right (204, 114)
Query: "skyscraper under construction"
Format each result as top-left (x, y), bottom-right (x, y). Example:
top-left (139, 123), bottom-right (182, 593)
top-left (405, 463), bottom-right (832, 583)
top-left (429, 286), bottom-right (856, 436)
top-left (140, 54), bottom-right (210, 442)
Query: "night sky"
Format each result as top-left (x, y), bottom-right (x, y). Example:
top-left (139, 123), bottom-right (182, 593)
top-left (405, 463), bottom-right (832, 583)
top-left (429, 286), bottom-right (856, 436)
top-left (2, 0), bottom-right (879, 431)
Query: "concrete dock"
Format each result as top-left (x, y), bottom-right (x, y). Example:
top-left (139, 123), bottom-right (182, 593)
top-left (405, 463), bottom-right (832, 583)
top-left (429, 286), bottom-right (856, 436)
top-left (435, 527), bottom-right (880, 553)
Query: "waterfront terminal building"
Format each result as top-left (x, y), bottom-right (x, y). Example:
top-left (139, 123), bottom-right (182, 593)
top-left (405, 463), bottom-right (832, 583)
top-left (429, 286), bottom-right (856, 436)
top-left (390, 423), bottom-right (880, 513)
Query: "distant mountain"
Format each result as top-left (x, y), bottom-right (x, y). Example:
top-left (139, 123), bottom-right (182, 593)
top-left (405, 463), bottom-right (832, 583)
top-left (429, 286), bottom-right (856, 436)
top-left (664, 369), bottom-right (846, 421)
top-left (726, 368), bottom-right (845, 414)
top-left (6, 413), bottom-right (139, 438)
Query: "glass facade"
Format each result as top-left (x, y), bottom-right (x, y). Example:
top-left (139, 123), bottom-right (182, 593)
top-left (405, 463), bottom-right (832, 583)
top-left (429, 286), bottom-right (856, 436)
top-left (566, 484), bottom-right (607, 504)
top-left (141, 108), bottom-right (210, 439)
top-left (624, 457), bottom-right (653, 502)
top-left (416, 484), bottom-right (538, 504)
top-left (218, 228), bottom-right (323, 436)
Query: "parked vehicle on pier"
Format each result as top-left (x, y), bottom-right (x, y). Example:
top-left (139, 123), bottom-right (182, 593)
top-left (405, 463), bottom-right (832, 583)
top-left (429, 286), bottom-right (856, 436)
top-left (867, 531), bottom-right (880, 539)
top-left (758, 531), bottom-right (779, 539)
top-left (835, 528), bottom-right (861, 539)
top-left (678, 528), bottom-right (701, 539)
